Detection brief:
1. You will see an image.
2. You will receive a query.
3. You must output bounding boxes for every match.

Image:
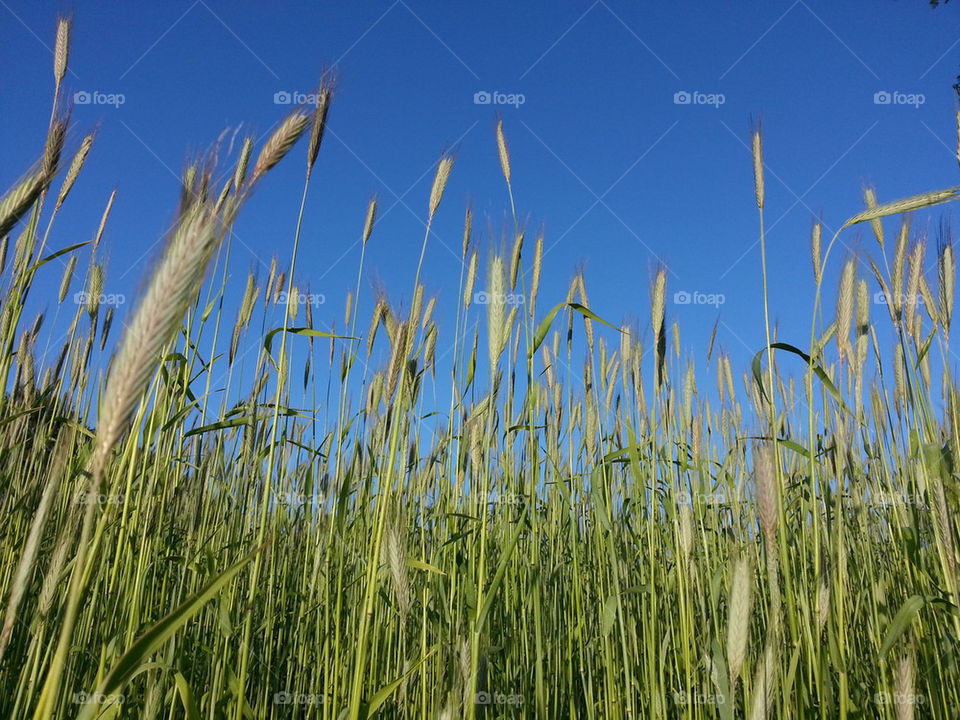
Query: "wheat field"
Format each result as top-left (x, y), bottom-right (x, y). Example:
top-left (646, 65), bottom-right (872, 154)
top-left (2, 17), bottom-right (960, 720)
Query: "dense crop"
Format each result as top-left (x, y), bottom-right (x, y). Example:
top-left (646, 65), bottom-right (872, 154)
top-left (2, 17), bottom-right (960, 719)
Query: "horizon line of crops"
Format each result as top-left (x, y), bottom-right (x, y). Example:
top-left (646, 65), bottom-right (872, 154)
top-left (3, 16), bottom-right (960, 719)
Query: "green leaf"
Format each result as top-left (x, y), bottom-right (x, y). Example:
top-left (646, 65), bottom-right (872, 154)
top-left (183, 416), bottom-right (261, 437)
top-left (184, 407), bottom-right (306, 437)
top-left (159, 400), bottom-right (201, 433)
top-left (0, 406), bottom-right (43, 429)
top-left (27, 241), bottom-right (90, 272)
top-left (709, 639), bottom-right (733, 720)
top-left (506, 423), bottom-right (544, 434)
top-left (529, 302), bottom-right (566, 359)
top-left (601, 444), bottom-right (646, 465)
top-left (476, 518), bottom-right (525, 630)
top-left (567, 302), bottom-right (622, 333)
top-left (51, 415), bottom-right (96, 438)
top-left (529, 302), bottom-right (625, 359)
top-left (81, 550), bottom-right (257, 716)
top-left (752, 342), bottom-right (849, 414)
top-left (200, 297), bottom-right (218, 322)
top-left (777, 439), bottom-right (811, 459)
top-left (366, 645), bottom-right (438, 716)
top-left (173, 671), bottom-right (201, 720)
top-left (880, 595), bottom-right (925, 657)
top-left (601, 594), bottom-right (618, 637)
top-left (264, 327), bottom-right (357, 355)
top-left (743, 435), bottom-right (814, 460)
top-left (406, 558), bottom-right (446, 576)
top-left (916, 327), bottom-right (937, 368)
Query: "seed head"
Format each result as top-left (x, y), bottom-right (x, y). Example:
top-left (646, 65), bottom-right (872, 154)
top-left (428, 155), bottom-right (454, 222)
top-left (496, 117), bottom-right (511, 186)
top-left (940, 242), bottom-right (955, 338)
top-left (726, 555), bottom-right (753, 688)
top-left (530, 234), bottom-right (543, 311)
top-left (252, 111), bottom-right (309, 183)
top-left (54, 17), bottom-right (70, 87)
top-left (307, 83), bottom-right (333, 174)
top-left (362, 196), bottom-right (377, 245)
top-left (811, 221), bottom-right (822, 282)
top-left (836, 258), bottom-right (855, 361)
top-left (754, 442), bottom-right (778, 548)
top-left (863, 187), bottom-right (885, 247)
top-left (751, 124), bottom-right (765, 210)
top-left (56, 133), bottom-right (95, 211)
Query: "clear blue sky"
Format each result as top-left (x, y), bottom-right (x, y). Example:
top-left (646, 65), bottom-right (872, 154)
top-left (2, 0), bottom-right (959, 394)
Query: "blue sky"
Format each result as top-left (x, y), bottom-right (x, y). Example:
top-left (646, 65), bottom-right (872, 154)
top-left (2, 0), bottom-right (960, 398)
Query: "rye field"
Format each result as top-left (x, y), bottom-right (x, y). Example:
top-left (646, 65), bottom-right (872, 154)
top-left (3, 15), bottom-right (960, 720)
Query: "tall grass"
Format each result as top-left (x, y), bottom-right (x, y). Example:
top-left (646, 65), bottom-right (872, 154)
top-left (2, 17), bottom-right (960, 719)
